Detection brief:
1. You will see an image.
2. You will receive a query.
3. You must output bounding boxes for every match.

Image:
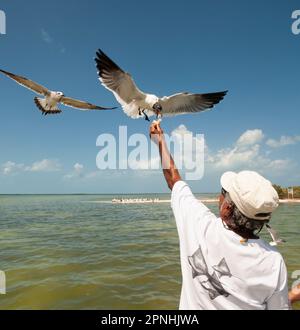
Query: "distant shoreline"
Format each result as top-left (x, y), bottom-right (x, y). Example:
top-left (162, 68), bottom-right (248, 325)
top-left (2, 194), bottom-right (300, 205)
top-left (107, 198), bottom-right (300, 204)
top-left (279, 199), bottom-right (300, 203)
top-left (109, 198), bottom-right (300, 205)
top-left (84, 198), bottom-right (300, 205)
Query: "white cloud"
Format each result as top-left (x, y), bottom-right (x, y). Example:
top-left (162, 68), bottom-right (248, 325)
top-left (236, 129), bottom-right (264, 146)
top-left (206, 129), bottom-right (292, 174)
top-left (74, 163), bottom-right (84, 172)
top-left (171, 124), bottom-right (191, 137)
top-left (26, 159), bottom-right (61, 172)
top-left (64, 164), bottom-right (130, 181)
top-left (41, 29), bottom-right (52, 43)
top-left (64, 163), bottom-right (84, 179)
top-left (41, 29), bottom-right (66, 54)
top-left (128, 157), bottom-right (160, 170)
top-left (171, 124), bottom-right (206, 157)
top-left (208, 144), bottom-right (261, 170)
top-left (266, 135), bottom-right (300, 148)
top-left (266, 159), bottom-right (292, 171)
top-left (169, 125), bottom-right (205, 180)
top-left (2, 161), bottom-right (25, 175)
top-left (1, 159), bottom-right (61, 175)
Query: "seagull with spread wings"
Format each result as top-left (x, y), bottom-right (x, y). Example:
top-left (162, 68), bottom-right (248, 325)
top-left (95, 49), bottom-right (228, 121)
top-left (265, 224), bottom-right (286, 246)
top-left (0, 69), bottom-right (116, 115)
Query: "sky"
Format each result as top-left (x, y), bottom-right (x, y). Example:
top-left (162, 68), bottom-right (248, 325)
top-left (0, 0), bottom-right (299, 193)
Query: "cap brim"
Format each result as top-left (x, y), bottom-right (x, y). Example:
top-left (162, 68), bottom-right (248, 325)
top-left (220, 171), bottom-right (237, 192)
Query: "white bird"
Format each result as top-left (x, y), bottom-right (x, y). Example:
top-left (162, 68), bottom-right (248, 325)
top-left (0, 69), bottom-right (116, 115)
top-left (265, 224), bottom-right (286, 246)
top-left (95, 49), bottom-right (228, 121)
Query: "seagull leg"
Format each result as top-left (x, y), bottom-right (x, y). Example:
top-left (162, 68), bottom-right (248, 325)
top-left (142, 109), bottom-right (150, 122)
top-left (156, 112), bottom-right (162, 122)
top-left (138, 107), bottom-right (142, 116)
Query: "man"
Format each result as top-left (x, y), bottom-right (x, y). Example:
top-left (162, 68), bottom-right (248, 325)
top-left (150, 121), bottom-right (290, 310)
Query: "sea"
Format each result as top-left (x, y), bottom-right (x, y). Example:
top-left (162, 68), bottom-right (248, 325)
top-left (0, 194), bottom-right (299, 310)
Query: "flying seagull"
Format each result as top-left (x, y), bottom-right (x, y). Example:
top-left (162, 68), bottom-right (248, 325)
top-left (95, 49), bottom-right (228, 121)
top-left (266, 224), bottom-right (286, 246)
top-left (0, 69), bottom-right (116, 115)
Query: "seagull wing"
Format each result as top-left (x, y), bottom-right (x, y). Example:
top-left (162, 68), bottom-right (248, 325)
top-left (0, 69), bottom-right (49, 95)
top-left (95, 49), bottom-right (145, 106)
top-left (61, 96), bottom-right (117, 111)
top-left (159, 91), bottom-right (228, 116)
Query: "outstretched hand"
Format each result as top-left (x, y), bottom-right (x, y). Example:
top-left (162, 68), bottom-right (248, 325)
top-left (149, 120), bottom-right (164, 145)
top-left (149, 120), bottom-right (181, 189)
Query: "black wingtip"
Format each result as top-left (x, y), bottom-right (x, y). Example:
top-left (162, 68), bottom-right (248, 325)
top-left (0, 68), bottom-right (15, 77)
top-left (94, 48), bottom-right (124, 75)
top-left (95, 48), bottom-right (107, 63)
top-left (97, 106), bottom-right (118, 110)
top-left (200, 90), bottom-right (228, 108)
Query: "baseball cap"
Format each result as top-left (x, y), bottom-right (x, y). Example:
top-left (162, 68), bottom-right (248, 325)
top-left (220, 171), bottom-right (279, 221)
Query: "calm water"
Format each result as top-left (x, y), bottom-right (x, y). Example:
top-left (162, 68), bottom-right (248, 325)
top-left (0, 194), bottom-right (299, 310)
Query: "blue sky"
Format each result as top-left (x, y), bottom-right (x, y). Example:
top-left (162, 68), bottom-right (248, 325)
top-left (0, 0), bottom-right (299, 193)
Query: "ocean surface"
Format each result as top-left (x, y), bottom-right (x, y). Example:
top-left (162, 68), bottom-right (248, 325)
top-left (0, 194), bottom-right (299, 310)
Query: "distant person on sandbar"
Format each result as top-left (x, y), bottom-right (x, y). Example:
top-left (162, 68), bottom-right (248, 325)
top-left (150, 121), bottom-right (290, 310)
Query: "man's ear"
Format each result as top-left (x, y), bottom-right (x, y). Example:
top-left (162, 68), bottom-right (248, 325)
top-left (221, 200), bottom-right (233, 220)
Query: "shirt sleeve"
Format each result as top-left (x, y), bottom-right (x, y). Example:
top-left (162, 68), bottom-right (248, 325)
top-left (266, 258), bottom-right (291, 310)
top-left (171, 180), bottom-right (215, 234)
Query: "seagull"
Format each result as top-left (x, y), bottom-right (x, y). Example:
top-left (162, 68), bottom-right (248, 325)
top-left (212, 258), bottom-right (232, 278)
top-left (95, 49), bottom-right (228, 121)
top-left (0, 69), bottom-right (116, 115)
top-left (265, 224), bottom-right (286, 246)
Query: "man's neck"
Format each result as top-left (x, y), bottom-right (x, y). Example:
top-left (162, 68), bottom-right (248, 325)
top-left (221, 218), bottom-right (259, 240)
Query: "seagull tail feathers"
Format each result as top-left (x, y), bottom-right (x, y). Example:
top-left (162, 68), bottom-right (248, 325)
top-left (34, 97), bottom-right (62, 115)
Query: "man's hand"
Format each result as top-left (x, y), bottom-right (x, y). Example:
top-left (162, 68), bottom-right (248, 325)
top-left (149, 120), bottom-right (164, 145)
top-left (149, 120), bottom-right (181, 190)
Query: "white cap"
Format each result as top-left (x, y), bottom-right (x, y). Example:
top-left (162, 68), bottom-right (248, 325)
top-left (220, 171), bottom-right (279, 221)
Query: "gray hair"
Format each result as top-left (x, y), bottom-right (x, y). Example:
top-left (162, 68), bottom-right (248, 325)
top-left (223, 193), bottom-right (269, 238)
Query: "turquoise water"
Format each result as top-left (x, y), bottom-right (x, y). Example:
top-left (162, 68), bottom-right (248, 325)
top-left (0, 194), bottom-right (299, 310)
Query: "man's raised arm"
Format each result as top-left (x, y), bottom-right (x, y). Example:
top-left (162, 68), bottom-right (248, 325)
top-left (149, 121), bottom-right (181, 190)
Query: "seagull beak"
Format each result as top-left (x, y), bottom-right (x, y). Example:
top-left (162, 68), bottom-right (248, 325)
top-left (152, 103), bottom-right (162, 113)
